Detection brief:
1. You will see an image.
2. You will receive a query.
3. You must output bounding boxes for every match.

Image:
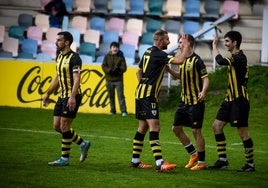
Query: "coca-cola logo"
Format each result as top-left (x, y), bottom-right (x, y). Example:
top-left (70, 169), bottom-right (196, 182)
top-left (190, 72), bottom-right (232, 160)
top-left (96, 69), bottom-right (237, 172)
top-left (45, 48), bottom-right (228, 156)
top-left (17, 66), bottom-right (109, 108)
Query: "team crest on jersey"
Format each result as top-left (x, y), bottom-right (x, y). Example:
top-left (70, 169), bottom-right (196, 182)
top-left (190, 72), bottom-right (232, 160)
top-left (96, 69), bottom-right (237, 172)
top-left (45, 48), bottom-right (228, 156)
top-left (151, 110), bottom-right (157, 116)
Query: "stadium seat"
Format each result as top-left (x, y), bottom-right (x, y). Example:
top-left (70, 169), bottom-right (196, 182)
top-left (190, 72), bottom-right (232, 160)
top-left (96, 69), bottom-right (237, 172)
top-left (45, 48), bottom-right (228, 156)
top-left (120, 44), bottom-right (136, 65)
top-left (83, 29), bottom-right (100, 48)
top-left (2, 37), bottom-right (19, 57)
top-left (63, 0), bottom-right (73, 12)
top-left (36, 52), bottom-right (53, 62)
top-left (128, 0), bottom-right (144, 15)
top-left (146, 18), bottom-right (162, 32)
top-left (126, 18), bottom-right (143, 37)
top-left (41, 40), bottom-right (57, 59)
top-left (163, 0), bottom-right (182, 17)
top-left (95, 55), bottom-right (105, 63)
top-left (89, 16), bottom-right (106, 35)
top-left (203, 0), bottom-right (220, 19)
top-left (79, 42), bottom-right (96, 61)
top-left (61, 16), bottom-right (69, 31)
top-left (17, 52), bottom-right (34, 59)
top-left (74, 0), bottom-right (92, 12)
top-left (110, 0), bottom-right (126, 14)
top-left (147, 0), bottom-right (163, 16)
top-left (93, 0), bottom-right (108, 14)
top-left (70, 16), bottom-right (87, 34)
top-left (35, 14), bottom-right (50, 33)
top-left (21, 39), bottom-right (38, 58)
top-left (107, 17), bottom-right (125, 37)
top-left (141, 32), bottom-right (154, 45)
top-left (18, 14), bottom-right (33, 28)
top-left (8, 25), bottom-right (25, 43)
top-left (222, 0), bottom-right (239, 20)
top-left (122, 31), bottom-right (139, 50)
top-left (80, 54), bottom-right (94, 64)
top-left (102, 30), bottom-right (119, 44)
top-left (165, 19), bottom-right (181, 34)
top-left (183, 20), bottom-right (199, 35)
top-left (0, 50), bottom-right (13, 58)
top-left (70, 42), bottom-right (77, 52)
top-left (46, 27), bottom-right (62, 42)
top-left (67, 28), bottom-right (81, 48)
top-left (27, 26), bottom-right (43, 45)
top-left (98, 42), bottom-right (110, 56)
top-left (184, 0), bottom-right (201, 18)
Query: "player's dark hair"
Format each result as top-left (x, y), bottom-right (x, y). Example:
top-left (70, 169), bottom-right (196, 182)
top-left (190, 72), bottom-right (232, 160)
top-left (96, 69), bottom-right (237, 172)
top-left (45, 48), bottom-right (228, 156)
top-left (57, 31), bottom-right (73, 45)
top-left (224, 31), bottom-right (242, 49)
top-left (153, 29), bottom-right (168, 41)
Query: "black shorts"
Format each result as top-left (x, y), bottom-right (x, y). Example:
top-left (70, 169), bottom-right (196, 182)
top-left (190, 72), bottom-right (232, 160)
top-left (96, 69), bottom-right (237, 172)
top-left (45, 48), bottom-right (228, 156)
top-left (54, 94), bottom-right (82, 118)
top-left (216, 97), bottom-right (249, 127)
top-left (135, 96), bottom-right (159, 120)
top-left (173, 102), bottom-right (205, 129)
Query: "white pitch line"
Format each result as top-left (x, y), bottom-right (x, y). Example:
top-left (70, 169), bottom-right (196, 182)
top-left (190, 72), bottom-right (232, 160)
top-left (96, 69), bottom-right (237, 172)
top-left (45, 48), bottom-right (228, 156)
top-left (1, 127), bottom-right (267, 154)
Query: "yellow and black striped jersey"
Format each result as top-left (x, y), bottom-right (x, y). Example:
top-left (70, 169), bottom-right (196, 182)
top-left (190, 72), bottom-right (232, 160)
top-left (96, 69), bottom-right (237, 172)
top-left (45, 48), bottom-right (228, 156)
top-left (180, 53), bottom-right (208, 105)
top-left (135, 46), bottom-right (173, 100)
top-left (215, 50), bottom-right (249, 101)
top-left (56, 50), bottom-right (82, 98)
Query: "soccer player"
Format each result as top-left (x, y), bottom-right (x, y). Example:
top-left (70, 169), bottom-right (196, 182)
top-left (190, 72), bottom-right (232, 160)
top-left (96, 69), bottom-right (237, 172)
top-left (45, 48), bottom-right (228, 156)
top-left (166, 34), bottom-right (209, 171)
top-left (43, 31), bottom-right (90, 166)
top-left (130, 30), bottom-right (190, 172)
top-left (208, 31), bottom-right (255, 172)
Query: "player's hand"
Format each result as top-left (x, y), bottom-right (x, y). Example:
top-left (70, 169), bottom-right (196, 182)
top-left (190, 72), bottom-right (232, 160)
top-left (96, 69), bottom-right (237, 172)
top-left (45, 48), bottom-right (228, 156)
top-left (212, 35), bottom-right (219, 47)
top-left (67, 97), bottom-right (76, 111)
top-left (198, 92), bottom-right (205, 102)
top-left (42, 93), bottom-right (49, 107)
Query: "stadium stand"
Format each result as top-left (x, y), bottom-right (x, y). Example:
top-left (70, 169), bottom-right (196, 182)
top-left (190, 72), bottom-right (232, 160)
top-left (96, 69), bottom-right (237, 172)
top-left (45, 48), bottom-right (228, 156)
top-left (102, 30), bottom-right (119, 44)
top-left (8, 26), bottom-right (25, 43)
top-left (63, 0), bottom-right (73, 12)
top-left (110, 0), bottom-right (126, 14)
top-left (35, 14), bottom-right (50, 33)
top-left (128, 0), bottom-right (144, 16)
top-left (222, 0), bottom-right (240, 20)
top-left (41, 40), bottom-right (57, 59)
top-left (147, 0), bottom-right (164, 16)
top-left (46, 27), bottom-right (62, 42)
top-left (36, 52), bottom-right (53, 62)
top-left (2, 37), bottom-right (19, 57)
top-left (184, 0), bottom-right (201, 18)
top-left (122, 31), bottom-right (140, 50)
top-left (107, 17), bottom-right (125, 37)
top-left (203, 0), bottom-right (220, 19)
top-left (70, 15), bottom-right (88, 34)
top-left (79, 42), bottom-right (97, 61)
top-left (0, 0), bottom-right (266, 67)
top-left (92, 0), bottom-right (108, 14)
top-left (21, 39), bottom-right (38, 58)
top-left (163, 0), bottom-right (182, 17)
top-left (83, 29), bottom-right (100, 48)
top-left (74, 0), bottom-right (92, 12)
top-left (27, 26), bottom-right (43, 45)
top-left (18, 14), bottom-right (33, 28)
top-left (89, 16), bottom-right (106, 35)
